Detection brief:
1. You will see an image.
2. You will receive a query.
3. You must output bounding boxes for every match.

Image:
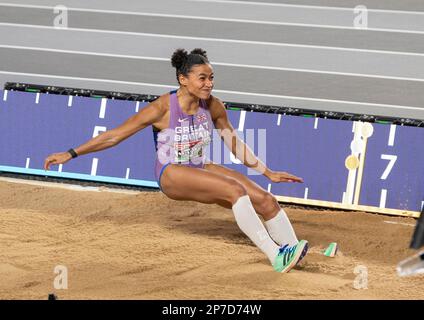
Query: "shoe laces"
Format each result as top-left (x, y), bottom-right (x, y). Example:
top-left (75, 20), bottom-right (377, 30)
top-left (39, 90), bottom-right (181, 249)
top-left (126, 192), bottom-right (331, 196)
top-left (278, 244), bottom-right (296, 256)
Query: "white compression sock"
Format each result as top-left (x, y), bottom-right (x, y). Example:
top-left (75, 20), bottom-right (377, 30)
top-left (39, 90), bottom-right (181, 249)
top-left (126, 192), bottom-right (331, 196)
top-left (264, 208), bottom-right (298, 247)
top-left (232, 195), bottom-right (280, 263)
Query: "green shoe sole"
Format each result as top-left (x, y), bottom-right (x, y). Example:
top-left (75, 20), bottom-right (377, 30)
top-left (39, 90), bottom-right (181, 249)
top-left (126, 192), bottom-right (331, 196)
top-left (273, 240), bottom-right (309, 273)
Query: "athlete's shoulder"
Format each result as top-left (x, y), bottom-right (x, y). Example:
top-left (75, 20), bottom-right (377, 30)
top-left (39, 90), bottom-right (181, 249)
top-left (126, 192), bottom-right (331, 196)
top-left (205, 94), bottom-right (225, 109)
top-left (206, 94), bottom-right (226, 120)
top-left (151, 92), bottom-right (172, 112)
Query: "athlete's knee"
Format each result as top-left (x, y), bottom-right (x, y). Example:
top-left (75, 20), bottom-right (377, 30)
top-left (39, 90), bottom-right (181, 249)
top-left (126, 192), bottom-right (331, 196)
top-left (225, 178), bottom-right (247, 203)
top-left (256, 192), bottom-right (280, 218)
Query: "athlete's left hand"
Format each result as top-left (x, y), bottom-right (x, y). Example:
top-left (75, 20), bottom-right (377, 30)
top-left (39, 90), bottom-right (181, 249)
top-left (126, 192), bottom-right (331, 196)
top-left (265, 169), bottom-right (304, 183)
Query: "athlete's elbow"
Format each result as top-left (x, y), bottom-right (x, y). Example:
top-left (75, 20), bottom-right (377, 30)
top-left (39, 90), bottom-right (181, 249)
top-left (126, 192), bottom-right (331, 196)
top-left (109, 134), bottom-right (124, 146)
top-left (108, 122), bottom-right (145, 146)
top-left (101, 130), bottom-right (122, 147)
top-left (109, 129), bottom-right (136, 146)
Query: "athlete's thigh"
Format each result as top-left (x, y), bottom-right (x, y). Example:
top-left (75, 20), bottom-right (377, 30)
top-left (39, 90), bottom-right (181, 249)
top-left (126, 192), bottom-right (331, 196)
top-left (160, 164), bottom-right (240, 207)
top-left (204, 163), bottom-right (271, 206)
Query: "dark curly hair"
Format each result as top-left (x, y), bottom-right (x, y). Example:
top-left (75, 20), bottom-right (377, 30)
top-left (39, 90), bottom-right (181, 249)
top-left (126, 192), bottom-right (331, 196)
top-left (171, 48), bottom-right (210, 84)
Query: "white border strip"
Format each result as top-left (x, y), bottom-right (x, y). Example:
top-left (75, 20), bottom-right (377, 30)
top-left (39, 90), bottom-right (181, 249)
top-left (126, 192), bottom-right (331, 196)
top-left (187, 0), bottom-right (424, 15)
top-left (0, 70), bottom-right (422, 112)
top-left (238, 110), bottom-right (246, 131)
top-left (0, 3), bottom-right (424, 34)
top-left (91, 158), bottom-right (98, 176)
top-left (388, 124), bottom-right (396, 146)
top-left (2, 23), bottom-right (424, 57)
top-left (304, 187), bottom-right (309, 199)
top-left (0, 176), bottom-right (141, 194)
top-left (2, 45), bottom-right (424, 82)
top-left (383, 220), bottom-right (415, 227)
top-left (99, 98), bottom-right (107, 119)
top-left (380, 189), bottom-right (388, 208)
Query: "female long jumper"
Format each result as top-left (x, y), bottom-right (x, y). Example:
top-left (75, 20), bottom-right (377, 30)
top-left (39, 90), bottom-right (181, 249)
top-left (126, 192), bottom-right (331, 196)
top-left (44, 48), bottom-right (309, 273)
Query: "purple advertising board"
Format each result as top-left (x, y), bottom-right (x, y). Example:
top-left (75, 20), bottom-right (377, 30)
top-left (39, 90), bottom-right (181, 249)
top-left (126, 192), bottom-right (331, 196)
top-left (0, 90), bottom-right (422, 214)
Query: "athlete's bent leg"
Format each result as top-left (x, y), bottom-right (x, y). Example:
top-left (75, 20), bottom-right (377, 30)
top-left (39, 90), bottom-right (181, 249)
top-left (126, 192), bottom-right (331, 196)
top-left (160, 165), bottom-right (308, 272)
top-left (160, 165), bottom-right (280, 263)
top-left (204, 163), bottom-right (298, 247)
top-left (204, 163), bottom-right (280, 218)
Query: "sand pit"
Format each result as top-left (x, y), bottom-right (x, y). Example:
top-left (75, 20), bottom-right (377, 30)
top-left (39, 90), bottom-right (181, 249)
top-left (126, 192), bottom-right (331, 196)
top-left (0, 179), bottom-right (423, 300)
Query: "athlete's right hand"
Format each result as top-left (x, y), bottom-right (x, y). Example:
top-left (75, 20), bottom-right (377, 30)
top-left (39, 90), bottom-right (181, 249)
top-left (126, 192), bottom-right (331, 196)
top-left (44, 152), bottom-right (72, 170)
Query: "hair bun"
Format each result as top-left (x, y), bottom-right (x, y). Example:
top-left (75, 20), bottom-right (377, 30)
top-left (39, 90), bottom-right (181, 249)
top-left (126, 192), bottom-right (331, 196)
top-left (171, 48), bottom-right (188, 69)
top-left (190, 48), bottom-right (208, 60)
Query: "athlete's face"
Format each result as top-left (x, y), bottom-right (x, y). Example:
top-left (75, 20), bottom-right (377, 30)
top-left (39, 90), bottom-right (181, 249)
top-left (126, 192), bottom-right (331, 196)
top-left (180, 64), bottom-right (214, 99)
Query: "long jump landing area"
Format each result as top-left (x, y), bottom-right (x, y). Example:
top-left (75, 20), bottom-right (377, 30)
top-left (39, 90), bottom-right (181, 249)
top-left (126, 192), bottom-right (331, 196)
top-left (0, 178), bottom-right (423, 299)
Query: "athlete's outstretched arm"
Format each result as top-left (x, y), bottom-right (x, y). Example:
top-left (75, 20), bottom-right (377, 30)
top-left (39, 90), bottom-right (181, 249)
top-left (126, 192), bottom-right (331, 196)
top-left (44, 98), bottom-right (165, 170)
top-left (209, 96), bottom-right (303, 183)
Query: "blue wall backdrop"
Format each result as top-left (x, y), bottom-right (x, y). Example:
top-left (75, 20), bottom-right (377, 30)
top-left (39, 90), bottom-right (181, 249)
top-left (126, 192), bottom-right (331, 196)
top-left (0, 90), bottom-right (422, 213)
